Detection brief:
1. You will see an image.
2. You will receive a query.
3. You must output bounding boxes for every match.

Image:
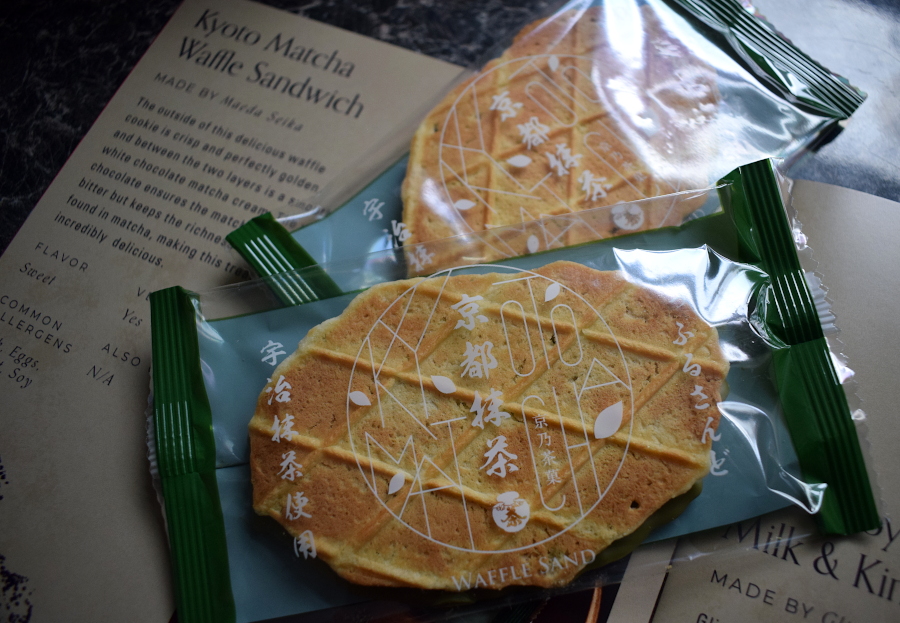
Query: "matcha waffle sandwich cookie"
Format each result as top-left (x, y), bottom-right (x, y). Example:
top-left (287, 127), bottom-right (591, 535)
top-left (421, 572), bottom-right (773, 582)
top-left (401, 6), bottom-right (718, 269)
top-left (249, 261), bottom-right (728, 590)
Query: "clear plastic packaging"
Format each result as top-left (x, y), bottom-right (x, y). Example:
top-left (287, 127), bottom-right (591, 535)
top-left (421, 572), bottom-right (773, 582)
top-left (228, 0), bottom-right (866, 280)
top-left (150, 160), bottom-right (878, 622)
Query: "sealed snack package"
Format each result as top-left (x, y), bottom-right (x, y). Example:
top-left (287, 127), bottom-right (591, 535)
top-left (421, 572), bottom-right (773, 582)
top-left (249, 259), bottom-right (730, 591)
top-left (151, 160), bottom-right (878, 622)
top-left (228, 0), bottom-right (865, 280)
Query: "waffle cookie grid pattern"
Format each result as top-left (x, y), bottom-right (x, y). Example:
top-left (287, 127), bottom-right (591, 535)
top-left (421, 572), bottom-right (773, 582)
top-left (402, 6), bottom-right (719, 269)
top-left (249, 262), bottom-right (728, 589)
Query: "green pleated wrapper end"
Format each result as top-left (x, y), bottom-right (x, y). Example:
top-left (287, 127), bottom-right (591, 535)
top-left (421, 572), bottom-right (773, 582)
top-left (773, 340), bottom-right (878, 535)
top-left (151, 286), bottom-right (236, 623)
top-left (226, 213), bottom-right (342, 306)
top-left (720, 160), bottom-right (878, 535)
top-left (670, 0), bottom-right (865, 119)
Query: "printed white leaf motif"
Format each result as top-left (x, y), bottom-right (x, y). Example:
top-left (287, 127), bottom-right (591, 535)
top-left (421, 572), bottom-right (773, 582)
top-left (507, 155), bottom-right (532, 168)
top-left (527, 235), bottom-right (540, 254)
top-left (388, 472), bottom-right (406, 495)
top-left (544, 282), bottom-right (561, 302)
top-left (454, 199), bottom-right (477, 212)
top-left (594, 401), bottom-right (624, 439)
top-left (431, 375), bottom-right (457, 394)
top-left (349, 391), bottom-right (371, 406)
top-left (548, 56), bottom-right (560, 72)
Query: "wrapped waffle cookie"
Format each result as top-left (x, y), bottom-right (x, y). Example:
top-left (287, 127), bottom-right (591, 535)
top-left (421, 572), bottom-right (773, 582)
top-left (400, 4), bottom-right (719, 265)
top-left (248, 261), bottom-right (729, 590)
top-left (151, 160), bottom-right (878, 622)
top-left (229, 0), bottom-right (865, 280)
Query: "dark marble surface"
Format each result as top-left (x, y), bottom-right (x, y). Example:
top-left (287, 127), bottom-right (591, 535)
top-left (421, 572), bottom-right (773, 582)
top-left (751, 0), bottom-right (900, 201)
top-left (2, 0), bottom-right (899, 257)
top-left (0, 0), bottom-right (559, 256)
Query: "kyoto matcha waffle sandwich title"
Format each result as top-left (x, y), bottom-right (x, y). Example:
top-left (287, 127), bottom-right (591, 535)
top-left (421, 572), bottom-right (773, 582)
top-left (177, 9), bottom-right (365, 119)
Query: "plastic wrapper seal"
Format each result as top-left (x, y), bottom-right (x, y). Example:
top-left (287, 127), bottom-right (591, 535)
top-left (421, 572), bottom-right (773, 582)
top-left (150, 160), bottom-right (878, 622)
top-left (227, 0), bottom-right (866, 282)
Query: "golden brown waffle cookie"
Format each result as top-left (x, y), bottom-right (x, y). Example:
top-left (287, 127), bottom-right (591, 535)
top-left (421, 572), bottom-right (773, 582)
top-left (249, 261), bottom-right (728, 590)
top-left (401, 6), bottom-right (718, 270)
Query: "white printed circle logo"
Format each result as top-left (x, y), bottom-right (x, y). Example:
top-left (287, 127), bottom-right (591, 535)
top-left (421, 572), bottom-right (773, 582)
top-left (346, 265), bottom-right (634, 553)
top-left (611, 204), bottom-right (645, 230)
top-left (435, 54), bottom-right (683, 243)
top-left (493, 492), bottom-right (530, 533)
